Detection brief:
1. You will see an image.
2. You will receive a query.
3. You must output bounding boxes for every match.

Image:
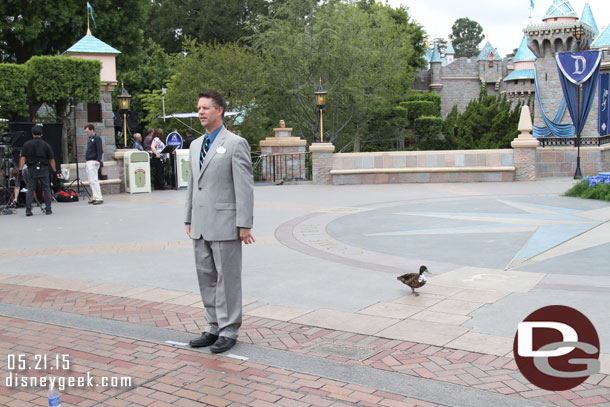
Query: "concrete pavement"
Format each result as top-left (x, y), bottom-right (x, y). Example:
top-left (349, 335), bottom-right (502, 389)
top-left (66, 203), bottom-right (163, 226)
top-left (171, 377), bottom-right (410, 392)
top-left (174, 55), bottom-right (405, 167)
top-left (1, 178), bottom-right (609, 406)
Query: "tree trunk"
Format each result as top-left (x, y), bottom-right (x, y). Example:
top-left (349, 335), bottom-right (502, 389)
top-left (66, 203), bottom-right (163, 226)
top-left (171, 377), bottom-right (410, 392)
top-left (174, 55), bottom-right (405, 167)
top-left (353, 137), bottom-right (361, 152)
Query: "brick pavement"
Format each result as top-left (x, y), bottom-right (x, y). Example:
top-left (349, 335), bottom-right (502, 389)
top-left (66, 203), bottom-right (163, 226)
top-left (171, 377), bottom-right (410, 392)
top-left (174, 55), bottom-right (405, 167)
top-left (1, 281), bottom-right (610, 406)
top-left (0, 316), bottom-right (438, 407)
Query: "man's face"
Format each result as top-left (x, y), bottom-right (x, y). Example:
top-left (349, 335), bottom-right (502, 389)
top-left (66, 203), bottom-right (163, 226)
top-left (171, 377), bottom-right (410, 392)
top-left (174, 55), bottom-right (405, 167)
top-left (84, 128), bottom-right (94, 137)
top-left (198, 97), bottom-right (223, 130)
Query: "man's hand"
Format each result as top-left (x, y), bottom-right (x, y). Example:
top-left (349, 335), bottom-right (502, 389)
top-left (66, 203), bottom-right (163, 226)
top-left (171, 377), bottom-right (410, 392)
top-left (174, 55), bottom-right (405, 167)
top-left (239, 228), bottom-right (255, 244)
top-left (185, 224), bottom-right (191, 238)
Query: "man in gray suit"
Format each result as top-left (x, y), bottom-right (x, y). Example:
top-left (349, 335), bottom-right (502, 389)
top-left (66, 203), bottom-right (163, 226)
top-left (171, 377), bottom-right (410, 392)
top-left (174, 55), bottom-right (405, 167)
top-left (185, 91), bottom-right (255, 353)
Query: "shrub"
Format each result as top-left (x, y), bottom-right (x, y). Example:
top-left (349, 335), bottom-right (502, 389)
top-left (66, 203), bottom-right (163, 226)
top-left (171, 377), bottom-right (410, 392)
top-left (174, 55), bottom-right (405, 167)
top-left (400, 101), bottom-right (439, 124)
top-left (414, 115), bottom-right (443, 140)
top-left (0, 63), bottom-right (28, 120)
top-left (564, 178), bottom-right (610, 201)
top-left (405, 91), bottom-right (441, 111)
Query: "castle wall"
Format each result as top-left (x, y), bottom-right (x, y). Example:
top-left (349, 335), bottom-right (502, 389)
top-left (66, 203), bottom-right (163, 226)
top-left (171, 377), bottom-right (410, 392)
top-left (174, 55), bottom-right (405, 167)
top-left (437, 58), bottom-right (481, 118)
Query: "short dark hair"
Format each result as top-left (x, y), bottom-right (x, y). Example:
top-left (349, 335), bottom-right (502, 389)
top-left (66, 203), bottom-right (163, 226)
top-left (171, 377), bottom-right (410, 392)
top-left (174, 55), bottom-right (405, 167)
top-left (146, 128), bottom-right (154, 136)
top-left (198, 91), bottom-right (227, 118)
top-left (84, 124), bottom-right (95, 131)
top-left (186, 128), bottom-right (192, 135)
top-left (31, 125), bottom-right (43, 135)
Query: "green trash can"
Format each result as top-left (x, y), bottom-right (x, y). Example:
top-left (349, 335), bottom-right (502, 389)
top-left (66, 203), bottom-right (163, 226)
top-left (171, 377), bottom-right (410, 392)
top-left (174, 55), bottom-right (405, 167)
top-left (124, 151), bottom-right (151, 194)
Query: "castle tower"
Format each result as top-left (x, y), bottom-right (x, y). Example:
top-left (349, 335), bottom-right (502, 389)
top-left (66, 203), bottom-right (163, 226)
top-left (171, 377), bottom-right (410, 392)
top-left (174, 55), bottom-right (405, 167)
top-left (64, 33), bottom-right (120, 162)
top-left (503, 35), bottom-right (536, 102)
top-left (445, 42), bottom-right (455, 65)
top-left (429, 42), bottom-right (443, 93)
top-left (525, 0), bottom-right (598, 137)
top-left (477, 41), bottom-right (503, 93)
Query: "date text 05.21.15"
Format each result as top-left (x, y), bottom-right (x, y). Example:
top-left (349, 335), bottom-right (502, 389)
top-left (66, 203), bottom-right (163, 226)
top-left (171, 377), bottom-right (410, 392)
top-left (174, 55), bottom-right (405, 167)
top-left (6, 354), bottom-right (70, 371)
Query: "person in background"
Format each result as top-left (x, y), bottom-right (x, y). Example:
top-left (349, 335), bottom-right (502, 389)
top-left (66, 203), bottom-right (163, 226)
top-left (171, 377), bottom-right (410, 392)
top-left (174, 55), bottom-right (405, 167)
top-left (183, 128), bottom-right (196, 149)
top-left (143, 128), bottom-right (154, 151)
top-left (19, 125), bottom-right (57, 216)
top-left (133, 133), bottom-right (143, 151)
top-left (150, 128), bottom-right (167, 190)
top-left (84, 124), bottom-right (104, 205)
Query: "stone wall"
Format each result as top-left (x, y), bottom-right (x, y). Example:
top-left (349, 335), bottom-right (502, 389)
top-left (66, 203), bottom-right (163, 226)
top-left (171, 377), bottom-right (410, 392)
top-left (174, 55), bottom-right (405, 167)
top-left (439, 79), bottom-right (483, 118)
top-left (536, 145), bottom-right (610, 178)
top-left (330, 150), bottom-right (515, 184)
top-left (74, 85), bottom-right (116, 163)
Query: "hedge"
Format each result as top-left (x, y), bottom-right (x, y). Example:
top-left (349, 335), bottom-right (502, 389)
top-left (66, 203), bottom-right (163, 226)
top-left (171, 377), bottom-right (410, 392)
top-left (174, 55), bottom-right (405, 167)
top-left (25, 56), bottom-right (101, 108)
top-left (400, 100), bottom-right (439, 124)
top-left (414, 115), bottom-right (443, 140)
top-left (405, 91), bottom-right (441, 111)
top-left (0, 63), bottom-right (28, 120)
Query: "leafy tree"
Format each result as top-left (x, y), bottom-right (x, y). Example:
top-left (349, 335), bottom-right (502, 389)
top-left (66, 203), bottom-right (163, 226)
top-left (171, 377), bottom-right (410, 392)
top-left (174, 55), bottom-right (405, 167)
top-left (0, 0), bottom-right (148, 73)
top-left (0, 63), bottom-right (27, 120)
top-left (25, 56), bottom-right (101, 161)
top-left (117, 39), bottom-right (182, 131)
top-left (145, 0), bottom-right (282, 53)
top-left (253, 0), bottom-right (425, 151)
top-left (450, 17), bottom-right (484, 58)
top-left (152, 40), bottom-right (269, 145)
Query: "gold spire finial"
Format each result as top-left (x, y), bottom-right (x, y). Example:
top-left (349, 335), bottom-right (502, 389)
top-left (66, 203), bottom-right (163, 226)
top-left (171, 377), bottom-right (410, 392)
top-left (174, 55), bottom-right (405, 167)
top-left (485, 30), bottom-right (490, 42)
top-left (585, 0), bottom-right (589, 4)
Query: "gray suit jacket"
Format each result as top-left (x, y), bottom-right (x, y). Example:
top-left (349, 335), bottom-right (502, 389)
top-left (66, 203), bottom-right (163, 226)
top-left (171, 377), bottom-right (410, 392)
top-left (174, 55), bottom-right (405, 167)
top-left (185, 127), bottom-right (254, 241)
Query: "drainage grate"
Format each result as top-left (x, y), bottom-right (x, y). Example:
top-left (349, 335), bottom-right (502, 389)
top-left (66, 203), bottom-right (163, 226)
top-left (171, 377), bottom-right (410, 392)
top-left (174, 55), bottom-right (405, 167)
top-left (307, 342), bottom-right (380, 361)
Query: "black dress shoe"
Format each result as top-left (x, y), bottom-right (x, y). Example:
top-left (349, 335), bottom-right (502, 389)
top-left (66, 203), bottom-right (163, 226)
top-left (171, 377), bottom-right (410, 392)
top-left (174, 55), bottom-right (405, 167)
top-left (189, 332), bottom-right (218, 348)
top-left (210, 337), bottom-right (236, 354)
top-left (26, 209), bottom-right (33, 217)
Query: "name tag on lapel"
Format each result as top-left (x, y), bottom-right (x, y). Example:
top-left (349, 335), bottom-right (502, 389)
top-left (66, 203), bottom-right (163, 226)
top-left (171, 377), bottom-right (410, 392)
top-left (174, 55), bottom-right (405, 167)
top-left (216, 146), bottom-right (226, 154)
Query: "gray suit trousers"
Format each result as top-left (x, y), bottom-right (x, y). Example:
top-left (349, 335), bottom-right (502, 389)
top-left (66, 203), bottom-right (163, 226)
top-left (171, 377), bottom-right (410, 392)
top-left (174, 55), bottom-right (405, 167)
top-left (193, 238), bottom-right (242, 339)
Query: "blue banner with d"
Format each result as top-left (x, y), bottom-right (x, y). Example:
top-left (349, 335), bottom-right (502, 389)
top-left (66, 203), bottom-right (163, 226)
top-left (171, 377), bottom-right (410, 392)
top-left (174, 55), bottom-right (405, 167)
top-left (555, 50), bottom-right (602, 135)
top-left (599, 73), bottom-right (610, 136)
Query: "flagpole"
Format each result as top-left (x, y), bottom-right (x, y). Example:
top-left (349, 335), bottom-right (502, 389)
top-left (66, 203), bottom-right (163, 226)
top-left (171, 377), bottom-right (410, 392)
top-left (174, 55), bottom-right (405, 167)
top-left (86, 2), bottom-right (91, 35)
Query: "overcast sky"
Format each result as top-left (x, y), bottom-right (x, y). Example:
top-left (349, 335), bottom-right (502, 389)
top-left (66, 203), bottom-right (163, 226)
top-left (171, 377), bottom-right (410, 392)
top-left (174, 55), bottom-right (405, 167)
top-left (387, 0), bottom-right (610, 57)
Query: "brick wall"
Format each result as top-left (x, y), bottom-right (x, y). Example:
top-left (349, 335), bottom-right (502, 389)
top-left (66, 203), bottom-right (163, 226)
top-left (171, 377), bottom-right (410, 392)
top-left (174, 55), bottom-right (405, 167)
top-left (536, 145), bottom-right (610, 177)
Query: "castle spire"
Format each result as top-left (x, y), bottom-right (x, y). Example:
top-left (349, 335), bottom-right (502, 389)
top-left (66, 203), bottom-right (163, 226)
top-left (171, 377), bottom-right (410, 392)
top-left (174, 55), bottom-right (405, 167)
top-left (580, 0), bottom-right (599, 37)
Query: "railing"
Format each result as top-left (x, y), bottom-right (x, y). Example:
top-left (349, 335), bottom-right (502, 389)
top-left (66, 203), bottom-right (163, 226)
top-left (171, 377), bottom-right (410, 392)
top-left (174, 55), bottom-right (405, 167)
top-left (251, 152), bottom-right (312, 183)
top-left (538, 135), bottom-right (610, 147)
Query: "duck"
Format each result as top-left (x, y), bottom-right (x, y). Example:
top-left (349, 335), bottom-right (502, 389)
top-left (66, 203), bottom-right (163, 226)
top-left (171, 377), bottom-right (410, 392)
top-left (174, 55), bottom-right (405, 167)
top-left (397, 265), bottom-right (430, 296)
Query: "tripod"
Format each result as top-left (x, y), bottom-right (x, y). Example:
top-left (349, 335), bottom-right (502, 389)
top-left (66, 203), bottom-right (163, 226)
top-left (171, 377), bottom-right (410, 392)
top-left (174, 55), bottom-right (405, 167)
top-left (0, 145), bottom-right (18, 214)
top-left (65, 104), bottom-right (91, 200)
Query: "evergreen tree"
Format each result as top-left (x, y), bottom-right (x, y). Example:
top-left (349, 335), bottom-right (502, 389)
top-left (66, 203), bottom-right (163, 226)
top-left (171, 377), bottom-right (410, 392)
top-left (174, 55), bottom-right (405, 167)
top-left (450, 17), bottom-right (484, 58)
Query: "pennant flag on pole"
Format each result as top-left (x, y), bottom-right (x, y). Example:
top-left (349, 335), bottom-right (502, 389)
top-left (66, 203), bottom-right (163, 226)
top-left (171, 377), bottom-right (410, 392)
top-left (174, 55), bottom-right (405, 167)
top-left (530, 0), bottom-right (534, 8)
top-left (556, 50), bottom-right (602, 134)
top-left (87, 2), bottom-right (97, 28)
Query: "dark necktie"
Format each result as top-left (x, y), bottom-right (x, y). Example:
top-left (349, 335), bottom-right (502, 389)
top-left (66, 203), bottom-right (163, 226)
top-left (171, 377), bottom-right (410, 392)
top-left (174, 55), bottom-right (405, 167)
top-left (200, 136), bottom-right (210, 168)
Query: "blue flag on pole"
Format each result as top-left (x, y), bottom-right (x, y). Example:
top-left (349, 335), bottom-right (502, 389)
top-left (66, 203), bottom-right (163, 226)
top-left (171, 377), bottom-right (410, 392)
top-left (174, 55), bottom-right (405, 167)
top-left (530, 0), bottom-right (534, 8)
top-left (556, 50), bottom-right (602, 134)
top-left (87, 2), bottom-right (97, 28)
top-left (599, 73), bottom-right (610, 135)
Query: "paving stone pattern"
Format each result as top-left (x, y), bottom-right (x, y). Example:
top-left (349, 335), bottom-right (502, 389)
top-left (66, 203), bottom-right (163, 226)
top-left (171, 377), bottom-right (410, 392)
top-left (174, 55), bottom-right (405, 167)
top-left (1, 282), bottom-right (609, 407)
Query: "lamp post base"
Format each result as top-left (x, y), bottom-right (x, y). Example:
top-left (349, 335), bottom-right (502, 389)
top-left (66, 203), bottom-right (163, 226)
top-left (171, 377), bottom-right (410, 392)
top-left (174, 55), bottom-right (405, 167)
top-left (574, 156), bottom-right (582, 179)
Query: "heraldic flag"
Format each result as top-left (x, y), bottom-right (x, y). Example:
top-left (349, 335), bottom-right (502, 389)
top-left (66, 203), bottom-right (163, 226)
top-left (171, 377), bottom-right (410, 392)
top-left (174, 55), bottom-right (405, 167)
top-left (555, 50), bottom-right (602, 135)
top-left (599, 73), bottom-right (610, 135)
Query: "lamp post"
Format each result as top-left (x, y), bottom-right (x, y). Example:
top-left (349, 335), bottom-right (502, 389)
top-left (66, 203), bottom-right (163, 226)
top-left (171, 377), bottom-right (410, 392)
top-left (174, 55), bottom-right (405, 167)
top-left (161, 87), bottom-right (167, 136)
top-left (573, 24), bottom-right (585, 179)
top-left (314, 81), bottom-right (327, 142)
top-left (117, 82), bottom-right (132, 148)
